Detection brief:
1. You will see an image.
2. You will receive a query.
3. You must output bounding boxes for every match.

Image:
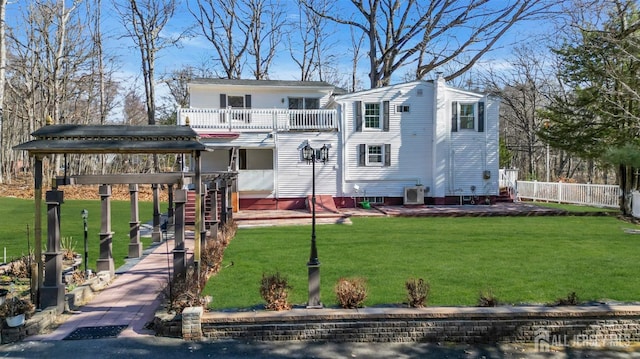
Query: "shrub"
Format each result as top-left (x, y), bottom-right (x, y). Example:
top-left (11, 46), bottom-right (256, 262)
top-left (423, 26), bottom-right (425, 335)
top-left (164, 219), bottom-right (239, 313)
top-left (405, 278), bottom-right (430, 308)
top-left (0, 296), bottom-right (34, 318)
top-left (477, 289), bottom-right (499, 307)
top-left (201, 219), bottom-right (237, 277)
top-left (164, 268), bottom-right (207, 314)
top-left (335, 277), bottom-right (367, 309)
top-left (5, 255), bottom-right (33, 279)
top-left (259, 272), bottom-right (292, 311)
top-left (552, 292), bottom-right (579, 306)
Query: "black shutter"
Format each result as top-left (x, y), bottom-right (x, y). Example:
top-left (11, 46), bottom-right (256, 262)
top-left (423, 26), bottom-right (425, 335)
top-left (384, 144), bottom-right (391, 166)
top-left (358, 144), bottom-right (366, 166)
top-left (383, 101), bottom-right (389, 131)
top-left (477, 101), bottom-right (484, 132)
top-left (451, 101), bottom-right (458, 132)
top-left (245, 94), bottom-right (252, 108)
top-left (355, 101), bottom-right (362, 131)
top-left (220, 94), bottom-right (227, 108)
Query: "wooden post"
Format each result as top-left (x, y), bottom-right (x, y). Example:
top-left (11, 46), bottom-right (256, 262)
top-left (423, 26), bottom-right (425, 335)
top-left (167, 184), bottom-right (175, 234)
top-left (33, 155), bottom-right (43, 308)
top-left (152, 183), bottom-right (162, 243)
top-left (173, 189), bottom-right (187, 279)
top-left (40, 189), bottom-right (65, 313)
top-left (128, 184), bottom-right (142, 258)
top-left (194, 152), bottom-right (202, 277)
top-left (96, 185), bottom-right (114, 276)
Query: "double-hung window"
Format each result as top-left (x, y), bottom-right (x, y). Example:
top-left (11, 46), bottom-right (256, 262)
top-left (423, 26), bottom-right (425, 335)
top-left (355, 101), bottom-right (389, 132)
top-left (358, 144), bottom-right (391, 167)
top-left (459, 104), bottom-right (475, 129)
top-left (364, 103), bottom-right (381, 129)
top-left (451, 101), bottom-right (485, 132)
top-left (367, 145), bottom-right (383, 165)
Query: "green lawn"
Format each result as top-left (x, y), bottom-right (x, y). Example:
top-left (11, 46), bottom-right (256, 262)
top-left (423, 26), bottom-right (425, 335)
top-left (0, 197), bottom-right (157, 270)
top-left (206, 216), bottom-right (640, 309)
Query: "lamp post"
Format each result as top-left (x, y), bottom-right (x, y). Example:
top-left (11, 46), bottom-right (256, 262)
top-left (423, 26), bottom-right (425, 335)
top-left (301, 143), bottom-right (329, 308)
top-left (81, 209), bottom-right (88, 278)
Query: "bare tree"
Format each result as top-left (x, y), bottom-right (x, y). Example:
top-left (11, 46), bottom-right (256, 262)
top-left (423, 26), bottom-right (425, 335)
top-left (302, 0), bottom-right (556, 88)
top-left (247, 0), bottom-right (285, 80)
top-left (6, 0), bottom-right (102, 179)
top-left (114, 0), bottom-right (178, 125)
top-left (189, 0), bottom-right (250, 79)
top-left (0, 0), bottom-right (6, 183)
top-left (481, 46), bottom-right (555, 179)
top-left (289, 0), bottom-right (339, 82)
top-left (161, 65), bottom-right (214, 108)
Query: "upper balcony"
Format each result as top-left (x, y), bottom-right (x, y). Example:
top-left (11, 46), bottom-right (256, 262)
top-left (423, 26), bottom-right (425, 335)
top-left (178, 108), bottom-right (338, 132)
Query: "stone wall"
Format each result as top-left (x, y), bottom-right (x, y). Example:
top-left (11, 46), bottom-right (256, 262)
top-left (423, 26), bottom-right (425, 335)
top-left (1, 307), bottom-right (57, 344)
top-left (152, 305), bottom-right (640, 347)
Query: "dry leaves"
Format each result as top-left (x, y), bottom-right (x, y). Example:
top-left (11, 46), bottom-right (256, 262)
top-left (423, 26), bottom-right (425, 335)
top-left (0, 175), bottom-right (169, 202)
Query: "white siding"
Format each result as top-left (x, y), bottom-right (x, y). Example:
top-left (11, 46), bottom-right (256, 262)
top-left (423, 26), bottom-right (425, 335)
top-left (274, 132), bottom-right (339, 198)
top-left (446, 89), bottom-right (499, 196)
top-left (202, 150), bottom-right (229, 172)
top-left (189, 84), bottom-right (334, 109)
top-left (337, 82), bottom-right (434, 198)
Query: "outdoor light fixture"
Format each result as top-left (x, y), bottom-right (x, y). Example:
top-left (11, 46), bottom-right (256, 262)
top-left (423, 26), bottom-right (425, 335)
top-left (301, 143), bottom-right (329, 308)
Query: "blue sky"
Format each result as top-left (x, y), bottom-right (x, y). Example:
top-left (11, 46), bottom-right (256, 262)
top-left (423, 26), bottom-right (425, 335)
top-left (4, 0), bottom-right (556, 120)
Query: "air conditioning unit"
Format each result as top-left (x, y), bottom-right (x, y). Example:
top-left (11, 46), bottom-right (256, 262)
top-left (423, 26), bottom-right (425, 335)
top-left (404, 186), bottom-right (425, 205)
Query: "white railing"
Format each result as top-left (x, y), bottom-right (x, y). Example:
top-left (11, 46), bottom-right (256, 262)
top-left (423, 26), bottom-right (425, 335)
top-left (178, 108), bottom-right (338, 132)
top-left (516, 181), bottom-right (620, 208)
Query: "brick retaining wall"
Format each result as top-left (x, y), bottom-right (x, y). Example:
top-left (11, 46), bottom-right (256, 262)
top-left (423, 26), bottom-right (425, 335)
top-left (152, 305), bottom-right (640, 347)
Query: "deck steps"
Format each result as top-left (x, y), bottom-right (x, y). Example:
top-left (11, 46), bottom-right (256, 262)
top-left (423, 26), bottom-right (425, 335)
top-left (306, 195), bottom-right (339, 213)
top-left (185, 190), bottom-right (216, 225)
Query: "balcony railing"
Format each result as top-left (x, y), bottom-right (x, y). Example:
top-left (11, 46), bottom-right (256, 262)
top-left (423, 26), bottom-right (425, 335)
top-left (178, 108), bottom-right (338, 132)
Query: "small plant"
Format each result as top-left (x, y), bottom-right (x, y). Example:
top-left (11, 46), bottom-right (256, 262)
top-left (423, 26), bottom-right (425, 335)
top-left (5, 255), bottom-right (32, 279)
top-left (164, 268), bottom-right (207, 314)
top-left (477, 289), bottom-right (499, 307)
top-left (259, 272), bottom-right (292, 311)
top-left (335, 277), bottom-right (367, 309)
top-left (61, 236), bottom-right (77, 261)
top-left (260, 272), bottom-right (291, 310)
top-left (552, 292), bottom-right (579, 306)
top-left (0, 296), bottom-right (34, 318)
top-left (405, 278), bottom-right (430, 308)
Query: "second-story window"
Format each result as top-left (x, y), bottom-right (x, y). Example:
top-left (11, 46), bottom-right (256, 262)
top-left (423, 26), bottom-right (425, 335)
top-left (289, 97), bottom-right (320, 109)
top-left (228, 95), bottom-right (245, 108)
top-left (364, 103), bottom-right (381, 129)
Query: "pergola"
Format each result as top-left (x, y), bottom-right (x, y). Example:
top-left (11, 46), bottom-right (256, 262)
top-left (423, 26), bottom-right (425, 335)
top-left (13, 123), bottom-right (235, 313)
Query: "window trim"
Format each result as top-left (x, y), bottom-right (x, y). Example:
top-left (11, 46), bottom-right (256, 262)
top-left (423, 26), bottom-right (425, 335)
top-left (227, 95), bottom-right (246, 109)
top-left (452, 101), bottom-right (485, 132)
top-left (363, 102), bottom-right (382, 130)
top-left (366, 144), bottom-right (385, 166)
top-left (458, 103), bottom-right (475, 130)
top-left (359, 143), bottom-right (391, 167)
top-left (288, 97), bottom-right (320, 110)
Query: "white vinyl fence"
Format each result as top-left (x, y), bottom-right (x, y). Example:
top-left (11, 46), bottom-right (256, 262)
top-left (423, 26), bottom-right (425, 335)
top-left (516, 181), bottom-right (620, 208)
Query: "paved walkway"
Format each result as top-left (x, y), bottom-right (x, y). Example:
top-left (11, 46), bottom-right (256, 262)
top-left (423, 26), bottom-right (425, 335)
top-left (29, 237), bottom-right (189, 341)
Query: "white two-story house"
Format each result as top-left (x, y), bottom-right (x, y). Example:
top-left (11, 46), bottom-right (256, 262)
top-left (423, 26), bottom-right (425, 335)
top-left (177, 76), bottom-right (499, 210)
